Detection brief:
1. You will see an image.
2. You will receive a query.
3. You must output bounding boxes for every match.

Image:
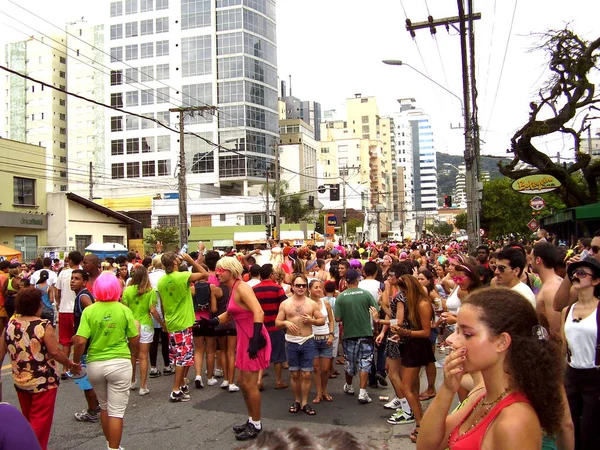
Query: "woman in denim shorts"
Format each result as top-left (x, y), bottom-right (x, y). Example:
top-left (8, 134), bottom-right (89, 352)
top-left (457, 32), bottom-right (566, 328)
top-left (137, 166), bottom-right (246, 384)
top-left (309, 280), bottom-right (335, 403)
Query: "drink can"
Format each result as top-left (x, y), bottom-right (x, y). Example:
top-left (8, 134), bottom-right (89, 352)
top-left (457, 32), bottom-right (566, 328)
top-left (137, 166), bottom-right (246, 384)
top-left (379, 396), bottom-right (389, 402)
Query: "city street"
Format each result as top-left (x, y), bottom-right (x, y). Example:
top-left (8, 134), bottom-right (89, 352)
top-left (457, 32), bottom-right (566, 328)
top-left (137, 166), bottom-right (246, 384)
top-left (1, 360), bottom-right (444, 450)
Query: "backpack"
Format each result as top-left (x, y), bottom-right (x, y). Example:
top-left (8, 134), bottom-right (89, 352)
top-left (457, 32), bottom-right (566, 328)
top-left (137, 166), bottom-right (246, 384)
top-left (193, 281), bottom-right (211, 312)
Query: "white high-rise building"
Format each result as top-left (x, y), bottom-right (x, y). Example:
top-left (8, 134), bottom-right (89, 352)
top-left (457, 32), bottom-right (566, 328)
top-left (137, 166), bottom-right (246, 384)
top-left (104, 0), bottom-right (278, 199)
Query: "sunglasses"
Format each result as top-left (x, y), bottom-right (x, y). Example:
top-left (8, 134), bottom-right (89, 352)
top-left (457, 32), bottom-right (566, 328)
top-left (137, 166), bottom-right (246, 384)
top-left (572, 269), bottom-right (593, 279)
top-left (215, 268), bottom-right (230, 275)
top-left (591, 246), bottom-right (600, 254)
top-left (495, 264), bottom-right (509, 273)
top-left (294, 284), bottom-right (307, 288)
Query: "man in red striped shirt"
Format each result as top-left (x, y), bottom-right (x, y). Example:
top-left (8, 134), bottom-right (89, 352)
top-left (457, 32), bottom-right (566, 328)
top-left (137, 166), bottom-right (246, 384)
top-left (253, 263), bottom-right (288, 390)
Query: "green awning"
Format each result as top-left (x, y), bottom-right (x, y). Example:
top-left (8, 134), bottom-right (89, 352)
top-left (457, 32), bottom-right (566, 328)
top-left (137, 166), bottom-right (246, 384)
top-left (541, 202), bottom-right (600, 226)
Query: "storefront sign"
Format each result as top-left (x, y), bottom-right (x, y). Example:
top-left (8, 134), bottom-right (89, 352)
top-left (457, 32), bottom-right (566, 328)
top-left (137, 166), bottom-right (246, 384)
top-left (0, 211), bottom-right (47, 229)
top-left (512, 175), bottom-right (561, 194)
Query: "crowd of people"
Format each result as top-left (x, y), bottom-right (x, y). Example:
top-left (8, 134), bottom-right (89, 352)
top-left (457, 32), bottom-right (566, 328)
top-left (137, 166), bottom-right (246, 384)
top-left (0, 231), bottom-right (597, 449)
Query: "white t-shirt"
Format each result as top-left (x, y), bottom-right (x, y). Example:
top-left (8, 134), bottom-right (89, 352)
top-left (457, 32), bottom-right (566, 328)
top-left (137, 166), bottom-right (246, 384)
top-left (56, 268), bottom-right (76, 313)
top-left (358, 279), bottom-right (381, 303)
top-left (511, 282), bottom-right (537, 309)
top-left (247, 278), bottom-right (261, 288)
top-left (30, 269), bottom-right (58, 287)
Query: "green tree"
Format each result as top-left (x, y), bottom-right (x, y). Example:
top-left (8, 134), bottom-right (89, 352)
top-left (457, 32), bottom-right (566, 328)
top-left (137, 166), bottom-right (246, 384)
top-left (144, 226), bottom-right (179, 254)
top-left (455, 213), bottom-right (467, 231)
top-left (480, 177), bottom-right (565, 239)
top-left (346, 217), bottom-right (363, 238)
top-left (433, 222), bottom-right (454, 237)
top-left (499, 28), bottom-right (600, 208)
top-left (280, 193), bottom-right (313, 223)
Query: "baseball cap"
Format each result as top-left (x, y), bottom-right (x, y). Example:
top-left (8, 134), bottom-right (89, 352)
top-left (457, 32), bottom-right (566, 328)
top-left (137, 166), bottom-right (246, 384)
top-left (345, 269), bottom-right (360, 281)
top-left (330, 249), bottom-right (340, 256)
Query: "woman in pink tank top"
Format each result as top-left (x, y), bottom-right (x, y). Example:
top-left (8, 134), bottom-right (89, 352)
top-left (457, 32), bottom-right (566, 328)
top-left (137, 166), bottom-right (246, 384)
top-left (417, 288), bottom-right (565, 449)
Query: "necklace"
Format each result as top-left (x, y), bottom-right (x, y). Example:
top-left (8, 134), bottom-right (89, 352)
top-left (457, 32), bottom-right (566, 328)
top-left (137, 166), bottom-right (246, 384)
top-left (448, 387), bottom-right (511, 447)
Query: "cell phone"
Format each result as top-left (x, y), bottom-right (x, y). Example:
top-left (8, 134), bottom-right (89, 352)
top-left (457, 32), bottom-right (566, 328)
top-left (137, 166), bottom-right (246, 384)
top-left (179, 244), bottom-right (189, 256)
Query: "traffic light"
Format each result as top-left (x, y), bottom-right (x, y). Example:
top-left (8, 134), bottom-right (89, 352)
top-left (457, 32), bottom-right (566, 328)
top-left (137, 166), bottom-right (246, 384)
top-left (330, 184), bottom-right (340, 201)
top-left (308, 195), bottom-right (315, 208)
top-left (444, 195), bottom-right (452, 207)
top-left (265, 223), bottom-right (272, 237)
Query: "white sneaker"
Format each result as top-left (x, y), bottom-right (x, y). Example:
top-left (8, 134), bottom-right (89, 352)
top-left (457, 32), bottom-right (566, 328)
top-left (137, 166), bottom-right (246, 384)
top-left (343, 383), bottom-right (355, 395)
top-left (206, 377), bottom-right (218, 386)
top-left (214, 368), bottom-right (224, 378)
top-left (384, 396), bottom-right (402, 410)
top-left (130, 380), bottom-right (139, 390)
top-left (228, 383), bottom-right (240, 392)
top-left (358, 391), bottom-right (372, 404)
top-left (220, 380), bottom-right (229, 389)
top-left (139, 388), bottom-right (150, 396)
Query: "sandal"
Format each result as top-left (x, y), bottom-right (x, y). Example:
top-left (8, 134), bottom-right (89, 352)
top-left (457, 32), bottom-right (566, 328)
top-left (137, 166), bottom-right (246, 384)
top-left (329, 373), bottom-right (338, 379)
top-left (322, 393), bottom-right (333, 402)
top-left (419, 392), bottom-right (436, 401)
top-left (274, 381), bottom-right (288, 389)
top-left (301, 404), bottom-right (316, 415)
top-left (313, 396), bottom-right (322, 404)
top-left (289, 401), bottom-right (301, 413)
top-left (410, 426), bottom-right (420, 443)
top-left (335, 358), bottom-right (345, 365)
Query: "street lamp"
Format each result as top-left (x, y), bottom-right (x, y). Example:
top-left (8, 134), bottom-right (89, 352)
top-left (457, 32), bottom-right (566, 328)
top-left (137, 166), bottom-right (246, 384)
top-left (384, 59), bottom-right (479, 250)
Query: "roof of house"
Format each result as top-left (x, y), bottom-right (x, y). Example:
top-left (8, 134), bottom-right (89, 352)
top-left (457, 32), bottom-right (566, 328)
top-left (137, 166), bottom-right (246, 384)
top-left (66, 192), bottom-right (141, 225)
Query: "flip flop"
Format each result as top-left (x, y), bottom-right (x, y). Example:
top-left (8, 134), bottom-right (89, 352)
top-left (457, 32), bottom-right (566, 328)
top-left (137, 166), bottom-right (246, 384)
top-left (313, 396), bottom-right (322, 404)
top-left (274, 381), bottom-right (288, 389)
top-left (419, 392), bottom-right (436, 401)
top-left (301, 404), bottom-right (316, 415)
top-left (289, 401), bottom-right (301, 413)
top-left (335, 358), bottom-right (345, 365)
top-left (322, 393), bottom-right (333, 402)
top-left (329, 373), bottom-right (338, 379)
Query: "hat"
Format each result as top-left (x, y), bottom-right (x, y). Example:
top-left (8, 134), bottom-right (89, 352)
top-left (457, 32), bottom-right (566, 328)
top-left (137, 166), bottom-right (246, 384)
top-left (399, 252), bottom-right (408, 260)
top-left (388, 247), bottom-right (397, 254)
top-left (345, 269), bottom-right (361, 282)
top-left (330, 249), bottom-right (340, 256)
top-left (349, 259), bottom-right (362, 269)
top-left (283, 246), bottom-right (291, 257)
top-left (306, 260), bottom-right (318, 271)
top-left (567, 256), bottom-right (600, 280)
top-left (316, 248), bottom-right (327, 259)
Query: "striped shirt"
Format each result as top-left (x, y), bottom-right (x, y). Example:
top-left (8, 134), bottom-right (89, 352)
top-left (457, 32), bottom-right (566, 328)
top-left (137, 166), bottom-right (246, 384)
top-left (253, 280), bottom-right (287, 332)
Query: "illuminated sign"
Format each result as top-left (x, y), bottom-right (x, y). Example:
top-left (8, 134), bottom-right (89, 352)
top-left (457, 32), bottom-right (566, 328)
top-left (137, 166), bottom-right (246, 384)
top-left (511, 175), bottom-right (561, 194)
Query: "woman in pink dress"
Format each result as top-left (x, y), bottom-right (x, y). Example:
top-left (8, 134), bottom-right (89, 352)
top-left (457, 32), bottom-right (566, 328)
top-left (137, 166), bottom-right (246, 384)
top-left (205, 257), bottom-right (271, 442)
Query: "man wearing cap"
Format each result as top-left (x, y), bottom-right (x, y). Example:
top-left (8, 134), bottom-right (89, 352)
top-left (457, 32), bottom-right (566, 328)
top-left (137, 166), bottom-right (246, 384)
top-left (334, 269), bottom-right (379, 404)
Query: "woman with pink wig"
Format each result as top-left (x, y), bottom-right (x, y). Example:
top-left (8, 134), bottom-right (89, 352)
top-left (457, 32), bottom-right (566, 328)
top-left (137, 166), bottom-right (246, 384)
top-left (73, 272), bottom-right (139, 450)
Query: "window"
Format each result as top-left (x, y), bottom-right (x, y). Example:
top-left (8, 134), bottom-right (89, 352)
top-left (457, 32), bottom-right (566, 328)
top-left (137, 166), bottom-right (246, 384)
top-left (141, 89), bottom-right (154, 105)
top-left (125, 90), bottom-right (139, 106)
top-left (182, 35), bottom-right (211, 77)
top-left (157, 135), bottom-right (169, 152)
top-left (110, 1), bottom-right (123, 17)
top-left (217, 80), bottom-right (242, 104)
top-left (140, 0), bottom-right (153, 12)
top-left (220, 214), bottom-right (226, 222)
top-left (157, 215), bottom-right (178, 227)
top-left (125, 0), bottom-right (138, 15)
top-left (156, 40), bottom-right (169, 56)
top-left (156, 0), bottom-right (168, 9)
top-left (110, 24), bottom-right (123, 40)
top-left (141, 136), bottom-right (155, 151)
top-left (181, 0), bottom-right (211, 30)
top-left (111, 139), bottom-right (124, 155)
top-left (362, 115), bottom-right (369, 124)
top-left (103, 235), bottom-right (124, 245)
top-left (59, 56), bottom-right (66, 64)
top-left (140, 19), bottom-right (153, 35)
top-left (141, 42), bottom-right (153, 58)
top-left (156, 17), bottom-right (169, 33)
top-left (125, 68), bottom-right (138, 84)
top-left (126, 138), bottom-right (140, 154)
top-left (126, 115), bottom-right (139, 130)
top-left (59, 99), bottom-right (66, 106)
top-left (59, 142), bottom-right (66, 149)
top-left (111, 70), bottom-right (123, 85)
top-left (110, 47), bottom-right (123, 62)
top-left (111, 116), bottom-right (123, 132)
top-left (60, 127), bottom-right (67, 135)
top-left (141, 113), bottom-right (155, 129)
top-left (125, 21), bottom-right (138, 38)
top-left (125, 44), bottom-right (138, 60)
top-left (156, 63), bottom-right (169, 80)
top-left (13, 177), bottom-right (35, 205)
top-left (140, 65), bottom-right (153, 81)
top-left (59, 113), bottom-right (66, 120)
top-left (127, 162), bottom-right (140, 178)
top-left (111, 93), bottom-right (124, 108)
top-left (142, 160), bottom-right (156, 177)
top-left (59, 71), bottom-right (66, 78)
top-left (112, 163), bottom-right (124, 179)
top-left (156, 87), bottom-right (169, 103)
top-left (191, 215), bottom-right (211, 227)
top-left (157, 111), bottom-right (170, 125)
top-left (216, 8), bottom-right (242, 31)
top-left (157, 159), bottom-right (170, 176)
top-left (216, 32), bottom-right (242, 55)
top-left (14, 235), bottom-right (37, 262)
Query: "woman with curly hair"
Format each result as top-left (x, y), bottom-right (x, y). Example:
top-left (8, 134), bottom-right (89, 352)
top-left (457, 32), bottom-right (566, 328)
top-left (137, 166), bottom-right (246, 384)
top-left (418, 288), bottom-right (565, 450)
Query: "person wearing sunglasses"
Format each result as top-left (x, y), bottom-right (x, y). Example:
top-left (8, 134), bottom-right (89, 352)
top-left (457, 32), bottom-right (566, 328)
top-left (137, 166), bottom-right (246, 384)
top-left (562, 256), bottom-right (600, 450)
top-left (493, 247), bottom-right (537, 309)
top-left (275, 275), bottom-right (325, 416)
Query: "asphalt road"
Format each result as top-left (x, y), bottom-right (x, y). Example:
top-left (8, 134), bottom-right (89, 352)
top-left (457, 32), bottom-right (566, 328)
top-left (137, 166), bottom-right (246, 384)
top-left (1, 359), bottom-right (446, 450)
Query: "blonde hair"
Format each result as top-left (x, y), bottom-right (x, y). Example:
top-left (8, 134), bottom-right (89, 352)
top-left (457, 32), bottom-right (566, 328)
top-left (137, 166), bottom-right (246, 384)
top-left (216, 256), bottom-right (243, 279)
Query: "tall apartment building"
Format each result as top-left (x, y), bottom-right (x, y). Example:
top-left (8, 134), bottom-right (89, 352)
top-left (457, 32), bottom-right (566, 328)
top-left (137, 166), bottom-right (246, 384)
top-left (105, 0), bottom-right (278, 200)
top-left (279, 119), bottom-right (318, 198)
top-left (4, 34), bottom-right (69, 193)
top-left (280, 85), bottom-right (322, 141)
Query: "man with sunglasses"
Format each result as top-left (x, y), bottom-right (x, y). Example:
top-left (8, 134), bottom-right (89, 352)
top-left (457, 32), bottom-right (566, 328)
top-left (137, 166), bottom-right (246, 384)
top-left (554, 231), bottom-right (600, 312)
top-left (494, 247), bottom-right (536, 308)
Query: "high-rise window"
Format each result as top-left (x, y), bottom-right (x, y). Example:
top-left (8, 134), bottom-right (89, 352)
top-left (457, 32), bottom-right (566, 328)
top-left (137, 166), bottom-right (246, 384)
top-left (112, 163), bottom-right (125, 179)
top-left (110, 24), bottom-right (123, 40)
top-left (111, 139), bottom-right (124, 155)
top-left (125, 0), bottom-right (138, 15)
top-left (127, 162), bottom-right (140, 178)
top-left (140, 65), bottom-right (154, 82)
top-left (111, 70), bottom-right (123, 85)
top-left (141, 89), bottom-right (154, 105)
top-left (157, 111), bottom-right (170, 126)
top-left (183, 83), bottom-right (213, 106)
top-left (111, 93), bottom-right (123, 108)
top-left (125, 68), bottom-right (138, 84)
top-left (142, 136), bottom-right (155, 151)
top-left (141, 42), bottom-right (154, 58)
top-left (13, 177), bottom-right (35, 205)
top-left (125, 44), bottom-right (138, 60)
top-left (156, 87), bottom-right (169, 104)
top-left (156, 17), bottom-right (169, 33)
top-left (110, 1), bottom-right (123, 17)
top-left (111, 116), bottom-right (123, 132)
top-left (125, 22), bottom-right (138, 38)
top-left (141, 113), bottom-right (155, 129)
top-left (110, 47), bottom-right (123, 62)
top-left (181, 0), bottom-right (211, 29)
top-left (142, 161), bottom-right (156, 177)
top-left (182, 36), bottom-right (211, 77)
top-left (216, 9), bottom-right (242, 31)
top-left (156, 40), bottom-right (169, 56)
top-left (156, 63), bottom-right (169, 80)
top-left (125, 91), bottom-right (139, 106)
top-left (141, 19), bottom-right (153, 35)
top-left (126, 138), bottom-right (140, 154)
top-left (157, 159), bottom-right (170, 176)
top-left (126, 115), bottom-right (139, 130)
top-left (156, 0), bottom-right (169, 10)
top-left (141, 0), bottom-right (153, 12)
top-left (157, 136), bottom-right (170, 152)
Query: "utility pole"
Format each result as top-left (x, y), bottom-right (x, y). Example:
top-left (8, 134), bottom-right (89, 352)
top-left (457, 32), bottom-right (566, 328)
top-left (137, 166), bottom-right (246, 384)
top-left (169, 106), bottom-right (217, 249)
top-left (274, 144), bottom-right (281, 242)
top-left (265, 164), bottom-right (270, 242)
top-left (405, 1), bottom-right (481, 253)
top-left (89, 162), bottom-right (93, 200)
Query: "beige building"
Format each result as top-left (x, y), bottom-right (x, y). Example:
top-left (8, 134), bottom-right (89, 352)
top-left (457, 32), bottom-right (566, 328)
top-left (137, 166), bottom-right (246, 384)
top-left (279, 119), bottom-right (318, 199)
top-left (0, 139), bottom-right (49, 261)
top-left (4, 34), bottom-right (68, 193)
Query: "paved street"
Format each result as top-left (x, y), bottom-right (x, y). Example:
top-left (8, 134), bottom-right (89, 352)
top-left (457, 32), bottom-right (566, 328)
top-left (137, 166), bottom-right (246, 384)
top-left (1, 360), bottom-right (446, 450)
